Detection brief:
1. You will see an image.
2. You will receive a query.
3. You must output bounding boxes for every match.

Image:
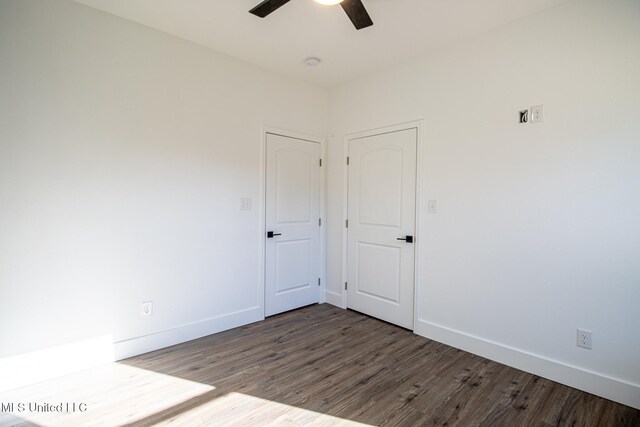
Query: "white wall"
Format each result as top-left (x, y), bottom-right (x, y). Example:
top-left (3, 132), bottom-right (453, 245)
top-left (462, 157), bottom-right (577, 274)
top-left (0, 0), bottom-right (327, 377)
top-left (327, 0), bottom-right (640, 409)
top-left (2, 0), bottom-right (639, 410)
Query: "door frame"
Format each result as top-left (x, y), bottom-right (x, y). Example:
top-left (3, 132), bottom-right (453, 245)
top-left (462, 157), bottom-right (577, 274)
top-left (342, 120), bottom-right (424, 331)
top-left (260, 126), bottom-right (327, 317)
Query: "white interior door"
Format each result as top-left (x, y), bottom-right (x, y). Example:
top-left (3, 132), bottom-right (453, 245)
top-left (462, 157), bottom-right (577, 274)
top-left (265, 133), bottom-right (321, 316)
top-left (347, 128), bottom-right (417, 329)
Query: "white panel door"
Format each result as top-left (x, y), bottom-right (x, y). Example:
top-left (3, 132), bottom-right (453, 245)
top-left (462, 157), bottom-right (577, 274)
top-left (265, 133), bottom-right (321, 316)
top-left (347, 128), bottom-right (417, 329)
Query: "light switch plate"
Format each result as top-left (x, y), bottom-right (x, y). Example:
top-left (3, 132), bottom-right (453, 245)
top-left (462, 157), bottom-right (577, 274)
top-left (531, 105), bottom-right (543, 123)
top-left (428, 200), bottom-right (437, 214)
top-left (240, 198), bottom-right (252, 211)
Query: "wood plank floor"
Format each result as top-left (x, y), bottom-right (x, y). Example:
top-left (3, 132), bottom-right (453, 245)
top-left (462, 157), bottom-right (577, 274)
top-left (1, 304), bottom-right (638, 426)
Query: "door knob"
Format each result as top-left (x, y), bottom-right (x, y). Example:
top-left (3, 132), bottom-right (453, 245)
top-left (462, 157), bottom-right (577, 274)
top-left (397, 235), bottom-right (413, 243)
top-left (267, 231), bottom-right (282, 238)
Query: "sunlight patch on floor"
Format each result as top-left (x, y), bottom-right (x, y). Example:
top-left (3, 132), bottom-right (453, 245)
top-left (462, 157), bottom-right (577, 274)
top-left (154, 392), bottom-right (373, 426)
top-left (0, 363), bottom-right (215, 426)
top-left (0, 335), bottom-right (115, 393)
top-left (0, 363), bottom-right (372, 426)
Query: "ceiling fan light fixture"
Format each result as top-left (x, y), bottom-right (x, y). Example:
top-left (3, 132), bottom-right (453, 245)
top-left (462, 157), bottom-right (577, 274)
top-left (249, 0), bottom-right (372, 30)
top-left (313, 0), bottom-right (344, 5)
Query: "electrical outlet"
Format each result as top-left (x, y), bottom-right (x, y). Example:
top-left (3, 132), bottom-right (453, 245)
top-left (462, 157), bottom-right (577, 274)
top-left (576, 328), bottom-right (592, 350)
top-left (531, 105), bottom-right (543, 123)
top-left (140, 301), bottom-right (153, 317)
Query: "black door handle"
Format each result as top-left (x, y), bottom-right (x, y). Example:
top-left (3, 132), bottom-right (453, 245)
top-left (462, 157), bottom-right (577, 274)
top-left (397, 235), bottom-right (413, 243)
top-left (267, 231), bottom-right (282, 238)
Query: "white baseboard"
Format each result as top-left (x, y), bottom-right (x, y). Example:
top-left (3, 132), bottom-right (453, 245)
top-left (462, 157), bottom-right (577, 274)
top-left (325, 290), bottom-right (345, 308)
top-left (114, 306), bottom-right (264, 360)
top-left (414, 319), bottom-right (640, 410)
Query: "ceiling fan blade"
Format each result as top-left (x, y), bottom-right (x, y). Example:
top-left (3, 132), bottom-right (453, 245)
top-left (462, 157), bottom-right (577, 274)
top-left (340, 0), bottom-right (373, 30)
top-left (249, 0), bottom-right (292, 18)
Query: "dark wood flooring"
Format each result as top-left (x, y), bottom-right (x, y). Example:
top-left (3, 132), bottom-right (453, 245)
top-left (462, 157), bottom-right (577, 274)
top-left (120, 304), bottom-right (639, 426)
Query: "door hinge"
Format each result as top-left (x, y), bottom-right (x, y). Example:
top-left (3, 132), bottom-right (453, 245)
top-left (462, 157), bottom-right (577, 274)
top-left (319, 218), bottom-right (322, 226)
top-left (345, 219), bottom-right (349, 228)
top-left (344, 282), bottom-right (348, 290)
top-left (346, 156), bottom-right (350, 165)
top-left (318, 278), bottom-right (321, 286)
top-left (319, 158), bottom-right (322, 167)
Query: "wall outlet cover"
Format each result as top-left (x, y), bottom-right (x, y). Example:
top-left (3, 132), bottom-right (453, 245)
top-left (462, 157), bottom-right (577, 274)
top-left (140, 301), bottom-right (153, 317)
top-left (577, 328), bottom-right (592, 350)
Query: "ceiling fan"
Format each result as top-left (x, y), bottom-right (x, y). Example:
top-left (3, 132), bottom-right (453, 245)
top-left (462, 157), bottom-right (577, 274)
top-left (249, 0), bottom-right (373, 30)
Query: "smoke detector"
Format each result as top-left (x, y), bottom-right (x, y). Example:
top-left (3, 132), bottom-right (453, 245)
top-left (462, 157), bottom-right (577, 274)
top-left (305, 57), bottom-right (321, 67)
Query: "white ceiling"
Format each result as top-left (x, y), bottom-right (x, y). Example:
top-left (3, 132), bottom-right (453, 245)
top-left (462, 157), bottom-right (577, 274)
top-left (73, 0), bottom-right (570, 88)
